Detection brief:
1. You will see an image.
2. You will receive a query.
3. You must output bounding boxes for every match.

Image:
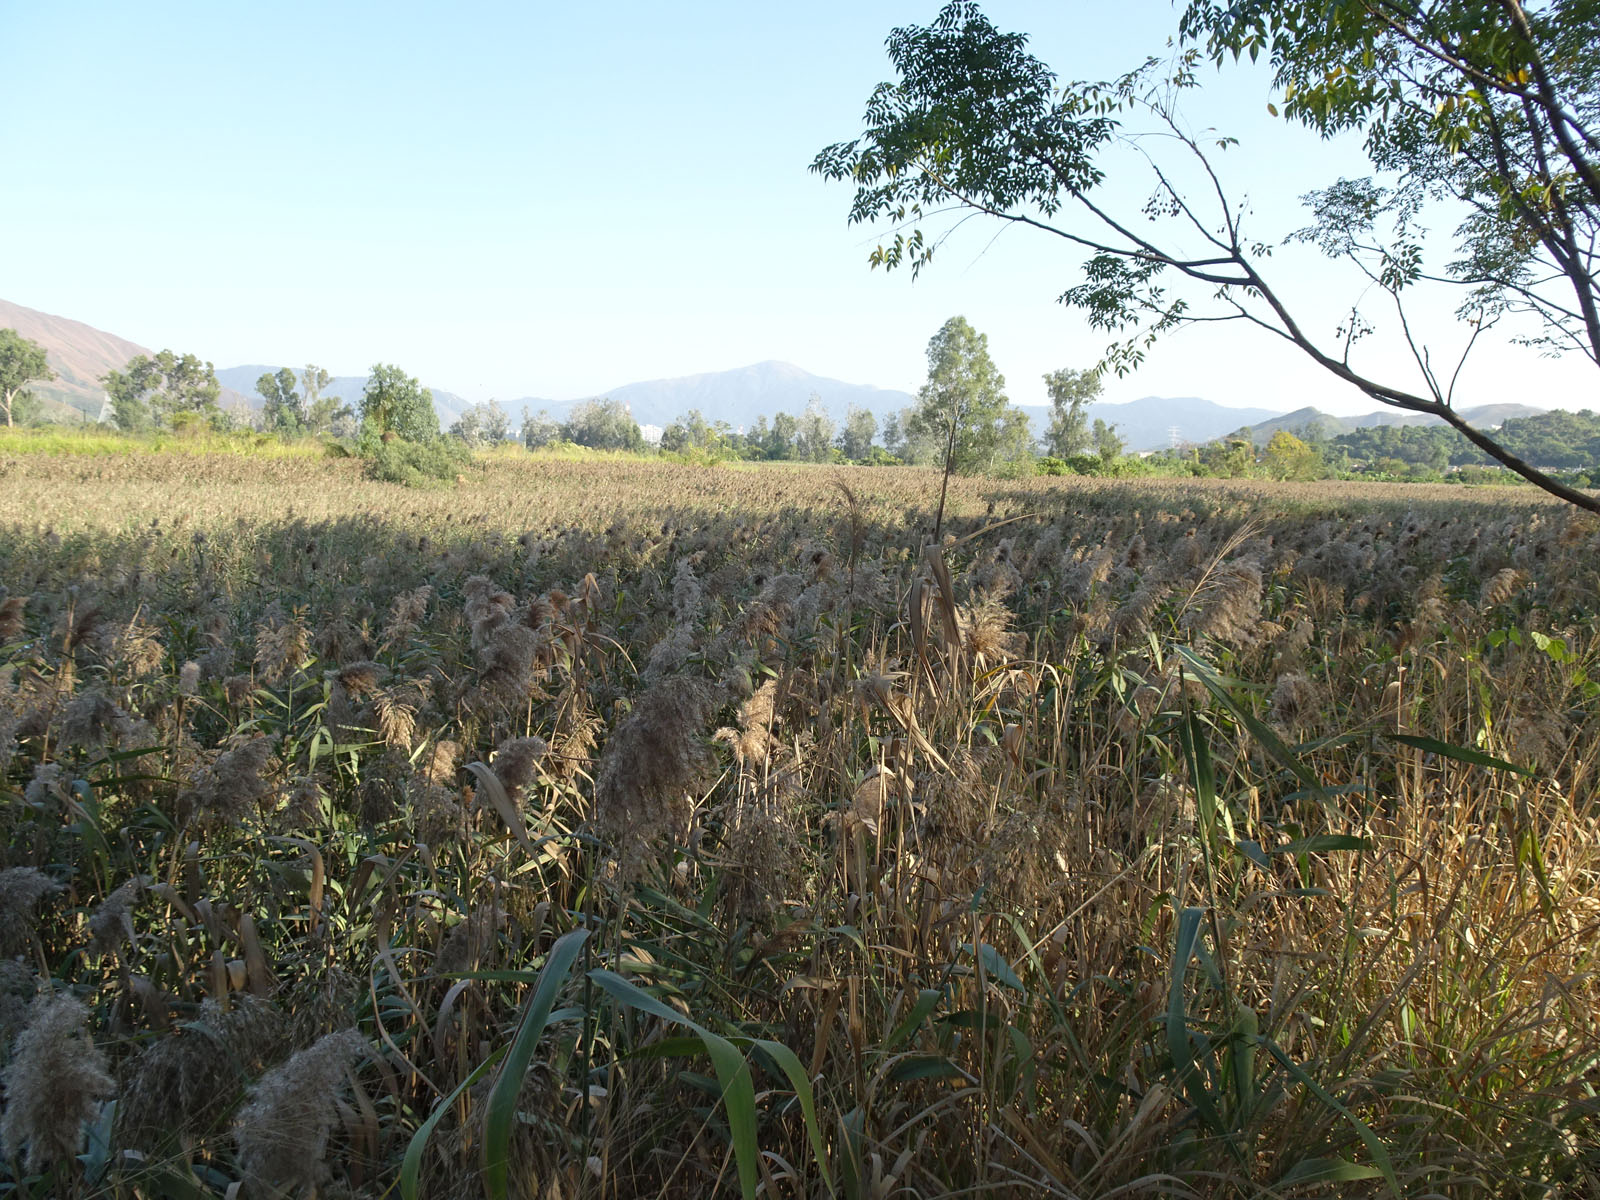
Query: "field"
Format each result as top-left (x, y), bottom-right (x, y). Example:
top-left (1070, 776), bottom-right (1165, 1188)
top-left (1, 447), bottom-right (1597, 1198)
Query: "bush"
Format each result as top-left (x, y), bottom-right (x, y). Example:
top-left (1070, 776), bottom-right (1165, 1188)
top-left (360, 434), bottom-right (470, 487)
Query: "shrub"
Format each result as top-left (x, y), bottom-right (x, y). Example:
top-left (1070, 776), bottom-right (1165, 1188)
top-left (359, 434), bottom-right (470, 487)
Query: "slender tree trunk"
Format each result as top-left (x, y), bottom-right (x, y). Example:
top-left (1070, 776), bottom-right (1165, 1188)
top-left (933, 395), bottom-right (961, 542)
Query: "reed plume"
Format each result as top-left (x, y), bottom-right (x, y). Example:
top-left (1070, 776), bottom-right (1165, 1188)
top-left (1, 993), bottom-right (114, 1172)
top-left (232, 1027), bottom-right (368, 1197)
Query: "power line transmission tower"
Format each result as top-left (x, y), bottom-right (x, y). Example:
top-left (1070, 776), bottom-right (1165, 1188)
top-left (1168, 425), bottom-right (1181, 449)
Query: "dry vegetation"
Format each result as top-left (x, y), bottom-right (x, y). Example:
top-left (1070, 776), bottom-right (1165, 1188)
top-left (0, 448), bottom-right (1596, 1198)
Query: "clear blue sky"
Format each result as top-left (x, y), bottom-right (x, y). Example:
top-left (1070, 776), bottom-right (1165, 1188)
top-left (4, 0), bottom-right (1591, 415)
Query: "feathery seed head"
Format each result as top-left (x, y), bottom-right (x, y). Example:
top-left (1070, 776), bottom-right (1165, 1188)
top-left (233, 1027), bottom-right (368, 1197)
top-left (1, 993), bottom-right (114, 1172)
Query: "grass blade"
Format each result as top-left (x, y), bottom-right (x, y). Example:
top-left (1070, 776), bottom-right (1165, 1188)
top-left (750, 1038), bottom-right (834, 1193)
top-left (1166, 906), bottom-right (1228, 1144)
top-left (1176, 647), bottom-right (1333, 809)
top-left (1257, 1036), bottom-right (1400, 1197)
top-left (482, 927), bottom-right (590, 1200)
top-left (589, 969), bottom-right (760, 1200)
top-left (401, 1045), bottom-right (506, 1200)
top-left (1388, 732), bottom-right (1536, 777)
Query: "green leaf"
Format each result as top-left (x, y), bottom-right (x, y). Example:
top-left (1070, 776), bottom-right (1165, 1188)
top-left (1181, 709), bottom-right (1220, 847)
top-left (1273, 834), bottom-right (1370, 855)
top-left (1166, 907), bottom-right (1228, 1140)
top-left (482, 928), bottom-right (590, 1200)
top-left (1274, 1157), bottom-right (1384, 1187)
top-left (964, 942), bottom-right (1026, 992)
top-left (588, 970), bottom-right (760, 1200)
top-left (888, 1055), bottom-right (969, 1082)
top-left (1388, 733), bottom-right (1536, 777)
top-left (883, 988), bottom-right (943, 1052)
top-left (401, 1045), bottom-right (508, 1200)
top-left (751, 1038), bottom-right (834, 1192)
top-left (1257, 1037), bottom-right (1400, 1197)
top-left (1176, 647), bottom-right (1334, 808)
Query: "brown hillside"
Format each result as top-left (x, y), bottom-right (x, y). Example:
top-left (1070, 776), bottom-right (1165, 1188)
top-left (0, 298), bottom-right (252, 419)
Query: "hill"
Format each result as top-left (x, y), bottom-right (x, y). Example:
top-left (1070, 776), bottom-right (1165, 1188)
top-left (1078, 395), bottom-right (1280, 452)
top-left (0, 299), bottom-right (253, 420)
top-left (1013, 395), bottom-right (1281, 453)
top-left (517, 361), bottom-right (917, 430)
top-left (1234, 403), bottom-right (1548, 445)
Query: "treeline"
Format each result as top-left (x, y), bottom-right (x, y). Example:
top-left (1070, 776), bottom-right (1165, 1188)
top-left (8, 325), bottom-right (1595, 486)
top-left (1146, 409), bottom-right (1600, 487)
top-left (516, 397), bottom-right (884, 463)
top-left (1322, 410), bottom-right (1600, 474)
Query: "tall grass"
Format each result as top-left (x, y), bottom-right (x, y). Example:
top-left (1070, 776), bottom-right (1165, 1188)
top-left (0, 424), bottom-right (332, 459)
top-left (0, 449), bottom-right (1595, 1197)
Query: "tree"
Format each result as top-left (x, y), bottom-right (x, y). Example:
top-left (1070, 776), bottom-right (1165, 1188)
top-left (0, 329), bottom-right (53, 428)
top-left (102, 350), bottom-right (221, 432)
top-left (1263, 429), bottom-right (1323, 480)
top-left (1199, 436), bottom-right (1257, 477)
top-left (796, 394), bottom-right (837, 462)
top-left (561, 399), bottom-right (643, 452)
top-left (298, 365), bottom-right (350, 434)
top-left (360, 364), bottom-right (438, 442)
top-left (661, 408), bottom-right (719, 454)
top-left (814, 0), bottom-right (1600, 512)
top-left (482, 400), bottom-right (511, 444)
top-left (767, 411), bottom-right (799, 460)
top-left (906, 316), bottom-right (1031, 475)
top-left (451, 400), bottom-right (512, 447)
top-left (522, 408), bottom-right (560, 450)
top-left (256, 367), bottom-right (302, 433)
top-left (1042, 367), bottom-right (1101, 458)
top-left (837, 404), bottom-right (879, 460)
top-left (1093, 418), bottom-right (1125, 468)
top-left (881, 409), bottom-right (906, 459)
top-left (746, 414), bottom-right (772, 458)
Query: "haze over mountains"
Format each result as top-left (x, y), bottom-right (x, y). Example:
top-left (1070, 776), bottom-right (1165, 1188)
top-left (3, 298), bottom-right (1553, 449)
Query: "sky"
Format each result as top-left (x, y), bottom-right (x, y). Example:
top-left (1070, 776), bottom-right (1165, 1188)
top-left (3, 0), bottom-right (1593, 416)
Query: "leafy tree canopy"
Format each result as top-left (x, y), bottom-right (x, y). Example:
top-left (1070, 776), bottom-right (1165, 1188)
top-left (1043, 367), bottom-right (1101, 458)
top-left (907, 316), bottom-right (1033, 476)
top-left (795, 394), bottom-right (837, 463)
top-left (103, 350), bottom-right (221, 432)
top-left (0, 329), bottom-right (53, 428)
top-left (256, 367), bottom-right (302, 433)
top-left (451, 399), bottom-right (512, 447)
top-left (359, 363), bottom-right (438, 443)
top-left (561, 399), bottom-right (644, 452)
top-left (298, 365), bottom-right (353, 435)
top-left (1263, 429), bottom-right (1324, 479)
top-left (837, 404), bottom-right (879, 460)
top-left (814, 0), bottom-right (1600, 511)
top-left (522, 408), bottom-right (561, 450)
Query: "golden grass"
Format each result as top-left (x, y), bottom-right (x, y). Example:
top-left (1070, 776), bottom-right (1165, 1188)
top-left (0, 449), bottom-right (1595, 1198)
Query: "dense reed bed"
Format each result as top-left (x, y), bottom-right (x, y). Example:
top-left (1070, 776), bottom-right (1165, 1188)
top-left (0, 449), bottom-right (1595, 1198)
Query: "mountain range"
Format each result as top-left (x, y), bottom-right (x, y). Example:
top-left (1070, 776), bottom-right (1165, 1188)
top-left (1, 298), bottom-right (1550, 449)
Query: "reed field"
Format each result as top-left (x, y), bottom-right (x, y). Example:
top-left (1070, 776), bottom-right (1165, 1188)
top-left (0, 446), bottom-right (1596, 1198)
